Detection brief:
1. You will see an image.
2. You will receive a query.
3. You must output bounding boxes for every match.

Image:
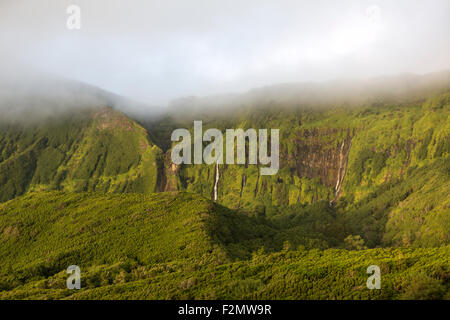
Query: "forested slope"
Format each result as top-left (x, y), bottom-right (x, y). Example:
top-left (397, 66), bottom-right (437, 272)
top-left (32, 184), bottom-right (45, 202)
top-left (0, 191), bottom-right (447, 300)
top-left (0, 107), bottom-right (163, 202)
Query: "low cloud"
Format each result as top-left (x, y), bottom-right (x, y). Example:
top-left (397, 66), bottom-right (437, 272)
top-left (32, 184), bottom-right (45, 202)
top-left (0, 0), bottom-right (449, 110)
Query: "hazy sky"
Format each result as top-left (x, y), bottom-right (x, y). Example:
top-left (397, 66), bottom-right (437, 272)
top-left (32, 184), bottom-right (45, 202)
top-left (1, 0), bottom-right (449, 105)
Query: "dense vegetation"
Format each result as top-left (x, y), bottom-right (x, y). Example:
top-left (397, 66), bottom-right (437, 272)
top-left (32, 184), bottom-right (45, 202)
top-left (147, 91), bottom-right (450, 249)
top-left (0, 107), bottom-right (163, 202)
top-left (0, 73), bottom-right (448, 299)
top-left (0, 191), bottom-right (447, 300)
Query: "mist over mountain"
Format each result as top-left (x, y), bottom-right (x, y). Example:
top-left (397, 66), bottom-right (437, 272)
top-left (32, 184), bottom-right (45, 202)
top-left (0, 0), bottom-right (449, 302)
top-left (167, 70), bottom-right (450, 118)
top-left (1, 69), bottom-right (448, 125)
top-left (0, 72), bottom-right (163, 124)
top-left (2, 1), bottom-right (449, 105)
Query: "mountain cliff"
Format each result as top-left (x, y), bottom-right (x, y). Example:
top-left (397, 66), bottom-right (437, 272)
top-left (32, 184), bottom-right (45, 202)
top-left (0, 71), bottom-right (448, 249)
top-left (0, 72), bottom-right (449, 300)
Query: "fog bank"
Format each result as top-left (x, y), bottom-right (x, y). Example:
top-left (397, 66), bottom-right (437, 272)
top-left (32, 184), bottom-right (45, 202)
top-left (0, 0), bottom-right (449, 109)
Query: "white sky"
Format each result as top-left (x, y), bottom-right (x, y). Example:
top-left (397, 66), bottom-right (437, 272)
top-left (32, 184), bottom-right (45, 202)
top-left (1, 0), bottom-right (449, 106)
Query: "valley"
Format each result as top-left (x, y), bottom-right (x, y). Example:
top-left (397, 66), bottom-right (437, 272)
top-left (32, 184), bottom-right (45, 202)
top-left (0, 71), bottom-right (448, 299)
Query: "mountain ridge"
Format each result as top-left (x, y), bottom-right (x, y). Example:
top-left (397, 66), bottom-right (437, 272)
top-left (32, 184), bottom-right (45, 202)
top-left (0, 71), bottom-right (448, 300)
top-left (0, 71), bottom-right (448, 249)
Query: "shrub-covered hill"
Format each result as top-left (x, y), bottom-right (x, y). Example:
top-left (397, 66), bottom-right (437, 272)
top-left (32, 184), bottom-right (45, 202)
top-left (63, 245), bottom-right (450, 300)
top-left (0, 191), bottom-right (448, 300)
top-left (44, 245), bottom-right (450, 300)
top-left (0, 191), bottom-right (333, 292)
top-left (0, 192), bottom-right (245, 272)
top-left (0, 107), bottom-right (163, 202)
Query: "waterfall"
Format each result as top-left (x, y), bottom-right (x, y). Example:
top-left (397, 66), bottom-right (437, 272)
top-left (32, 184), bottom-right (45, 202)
top-left (240, 174), bottom-right (246, 198)
top-left (213, 161), bottom-right (219, 202)
top-left (334, 139), bottom-right (351, 201)
top-left (335, 140), bottom-right (345, 197)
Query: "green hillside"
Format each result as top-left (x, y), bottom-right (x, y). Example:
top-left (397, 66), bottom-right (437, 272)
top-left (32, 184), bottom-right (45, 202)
top-left (155, 92), bottom-right (449, 212)
top-left (0, 73), bottom-right (448, 300)
top-left (0, 190), bottom-right (350, 275)
top-left (0, 107), bottom-right (163, 202)
top-left (144, 91), bottom-right (449, 248)
top-left (0, 191), bottom-right (329, 292)
top-left (0, 191), bottom-right (447, 300)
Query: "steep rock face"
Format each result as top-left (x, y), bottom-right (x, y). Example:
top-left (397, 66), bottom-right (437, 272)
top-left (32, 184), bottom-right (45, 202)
top-left (171, 128), bottom-right (353, 212)
top-left (287, 128), bottom-right (353, 201)
top-left (157, 151), bottom-right (180, 192)
top-left (149, 92), bottom-right (449, 248)
top-left (1, 93), bottom-right (447, 218)
top-left (154, 92), bottom-right (449, 224)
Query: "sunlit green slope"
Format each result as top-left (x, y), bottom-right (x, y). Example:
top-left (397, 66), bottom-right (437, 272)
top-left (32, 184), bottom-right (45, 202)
top-left (0, 191), bottom-right (447, 300)
top-left (0, 191), bottom-right (327, 294)
top-left (0, 107), bottom-right (163, 202)
top-left (147, 92), bottom-right (450, 247)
